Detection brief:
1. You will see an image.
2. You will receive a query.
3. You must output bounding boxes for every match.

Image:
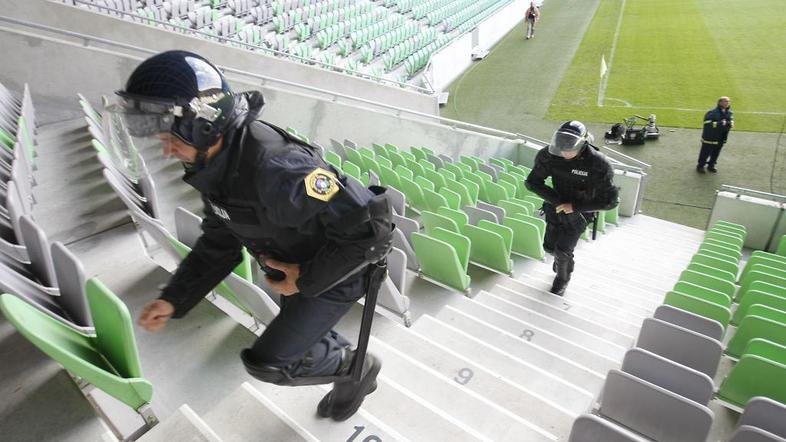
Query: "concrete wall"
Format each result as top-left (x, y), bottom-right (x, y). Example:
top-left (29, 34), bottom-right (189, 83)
top-left (709, 191), bottom-right (785, 251)
top-left (477, 0), bottom-right (526, 50)
top-left (2, 0), bottom-right (440, 115)
top-left (614, 170), bottom-right (642, 217)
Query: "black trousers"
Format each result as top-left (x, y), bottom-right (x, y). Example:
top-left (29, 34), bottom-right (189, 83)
top-left (246, 274), bottom-right (365, 379)
top-left (697, 142), bottom-right (724, 168)
top-left (543, 204), bottom-right (588, 256)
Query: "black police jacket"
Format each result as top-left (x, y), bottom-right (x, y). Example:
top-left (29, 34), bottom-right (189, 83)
top-left (701, 106), bottom-right (733, 145)
top-left (525, 145), bottom-right (619, 213)
top-left (160, 93), bottom-right (393, 318)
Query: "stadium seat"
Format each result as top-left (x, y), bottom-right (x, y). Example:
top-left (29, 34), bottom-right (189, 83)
top-left (422, 187), bottom-right (448, 213)
top-left (678, 270), bottom-right (735, 300)
top-left (464, 223), bottom-right (512, 275)
top-left (726, 306), bottom-right (786, 358)
top-left (720, 339), bottom-right (786, 409)
top-left (740, 252), bottom-right (786, 282)
top-left (568, 414), bottom-right (648, 442)
top-left (733, 290), bottom-right (786, 326)
top-left (476, 201), bottom-right (506, 223)
top-left (729, 425), bottom-right (785, 442)
top-left (664, 290), bottom-right (732, 328)
top-left (686, 261), bottom-right (736, 282)
top-left (705, 230), bottom-right (744, 250)
top-left (463, 205), bottom-right (498, 225)
top-left (691, 252), bottom-right (738, 277)
top-left (777, 235), bottom-right (786, 257)
top-left (598, 369), bottom-right (714, 442)
top-left (700, 240), bottom-right (742, 262)
top-left (411, 229), bottom-right (471, 293)
top-left (654, 304), bottom-right (725, 341)
top-left (621, 347), bottom-right (714, 405)
top-left (436, 206), bottom-right (468, 232)
top-left (503, 216), bottom-right (545, 260)
top-left (437, 187), bottom-right (461, 210)
top-left (738, 270), bottom-right (786, 303)
top-left (735, 396), bottom-right (786, 440)
top-left (635, 317), bottom-right (723, 377)
top-left (0, 283), bottom-right (156, 422)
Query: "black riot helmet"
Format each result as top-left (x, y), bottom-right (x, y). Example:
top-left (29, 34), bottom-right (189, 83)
top-left (549, 121), bottom-right (593, 156)
top-left (110, 50), bottom-right (235, 152)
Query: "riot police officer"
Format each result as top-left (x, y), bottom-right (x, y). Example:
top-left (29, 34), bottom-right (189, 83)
top-left (112, 51), bottom-right (393, 421)
top-left (525, 121), bottom-right (619, 295)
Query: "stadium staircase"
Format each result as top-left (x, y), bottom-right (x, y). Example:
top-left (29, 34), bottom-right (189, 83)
top-left (3, 80), bottom-right (786, 442)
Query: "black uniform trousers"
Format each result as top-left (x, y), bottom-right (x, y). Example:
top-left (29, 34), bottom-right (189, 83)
top-left (697, 142), bottom-right (724, 168)
top-left (542, 204), bottom-right (589, 256)
top-left (246, 274), bottom-right (365, 378)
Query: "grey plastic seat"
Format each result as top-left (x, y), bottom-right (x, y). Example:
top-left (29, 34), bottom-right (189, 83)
top-left (0, 181), bottom-right (29, 262)
top-left (731, 426), bottom-right (786, 442)
top-left (19, 215), bottom-right (56, 288)
top-left (377, 247), bottom-right (411, 326)
top-left (392, 226), bottom-right (418, 271)
top-left (621, 348), bottom-right (714, 405)
top-left (174, 206), bottom-right (203, 249)
top-left (478, 163), bottom-right (498, 181)
top-left (654, 304), bottom-right (725, 341)
top-left (463, 205), bottom-right (499, 225)
top-left (738, 397), bottom-right (786, 440)
top-left (476, 201), bottom-right (506, 222)
top-left (437, 153), bottom-right (453, 165)
top-left (635, 317), bottom-right (723, 378)
top-left (328, 138), bottom-right (347, 159)
top-left (386, 185), bottom-right (406, 216)
top-left (426, 154), bottom-right (445, 169)
top-left (51, 241), bottom-right (92, 329)
top-left (568, 414), bottom-right (648, 442)
top-left (599, 369), bottom-right (714, 442)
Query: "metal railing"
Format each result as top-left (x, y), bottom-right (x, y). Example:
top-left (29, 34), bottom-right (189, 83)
top-left (710, 184), bottom-right (786, 251)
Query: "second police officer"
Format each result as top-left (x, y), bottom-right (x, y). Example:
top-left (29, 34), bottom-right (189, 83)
top-left (111, 51), bottom-right (394, 421)
top-left (525, 121), bottom-right (619, 296)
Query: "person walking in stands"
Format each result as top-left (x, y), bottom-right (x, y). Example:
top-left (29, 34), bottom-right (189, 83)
top-left (697, 96), bottom-right (734, 173)
top-left (525, 2), bottom-right (540, 40)
top-left (525, 121), bottom-right (619, 296)
top-left (112, 50), bottom-right (393, 421)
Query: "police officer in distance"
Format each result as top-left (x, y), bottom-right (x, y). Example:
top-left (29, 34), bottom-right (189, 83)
top-left (113, 51), bottom-right (393, 421)
top-left (525, 121), bottom-right (619, 296)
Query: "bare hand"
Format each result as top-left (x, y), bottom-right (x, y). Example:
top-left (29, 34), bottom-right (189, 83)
top-left (556, 203), bottom-right (574, 214)
top-left (138, 299), bottom-right (175, 332)
top-left (264, 259), bottom-right (301, 296)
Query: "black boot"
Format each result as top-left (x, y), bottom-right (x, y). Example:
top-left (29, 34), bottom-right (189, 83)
top-left (550, 250), bottom-right (574, 296)
top-left (316, 351), bottom-right (381, 421)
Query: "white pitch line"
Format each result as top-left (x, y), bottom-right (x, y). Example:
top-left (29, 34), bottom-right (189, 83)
top-left (603, 102), bottom-right (786, 116)
top-left (597, 0), bottom-right (627, 107)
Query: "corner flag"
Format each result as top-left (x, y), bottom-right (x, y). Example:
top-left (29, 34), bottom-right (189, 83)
top-left (600, 55), bottom-right (608, 78)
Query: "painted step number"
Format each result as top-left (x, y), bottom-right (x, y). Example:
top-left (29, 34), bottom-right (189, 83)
top-left (347, 426), bottom-right (381, 442)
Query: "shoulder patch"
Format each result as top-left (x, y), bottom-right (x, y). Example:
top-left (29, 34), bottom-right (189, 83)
top-left (304, 167), bottom-right (340, 202)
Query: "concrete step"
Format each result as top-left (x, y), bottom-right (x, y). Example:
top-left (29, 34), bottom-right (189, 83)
top-left (370, 337), bottom-right (557, 441)
top-left (551, 265), bottom-right (666, 307)
top-left (524, 269), bottom-right (656, 318)
top-left (566, 255), bottom-right (674, 297)
top-left (139, 404), bottom-right (223, 442)
top-left (491, 281), bottom-right (641, 339)
top-left (446, 296), bottom-right (624, 369)
top-left (566, 246), bottom-right (686, 292)
top-left (202, 382), bottom-right (315, 442)
top-left (432, 306), bottom-right (608, 394)
top-left (375, 316), bottom-right (582, 438)
top-left (622, 215), bottom-right (706, 239)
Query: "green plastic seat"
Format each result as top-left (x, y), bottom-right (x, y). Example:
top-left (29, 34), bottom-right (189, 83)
top-left (489, 158), bottom-right (511, 170)
top-left (0, 285), bottom-right (153, 412)
top-left (325, 151), bottom-right (342, 170)
top-left (395, 164), bottom-right (415, 181)
top-left (342, 160), bottom-right (363, 182)
top-left (727, 306), bottom-right (786, 358)
top-left (379, 165), bottom-right (402, 189)
top-left (459, 155), bottom-right (479, 171)
top-left (499, 199), bottom-right (531, 217)
top-left (496, 181), bottom-right (517, 201)
top-left (415, 175), bottom-right (435, 192)
top-left (424, 169), bottom-right (447, 190)
top-left (444, 163), bottom-right (465, 180)
top-left (438, 187), bottom-right (461, 210)
top-left (444, 178), bottom-right (472, 208)
top-left (503, 217), bottom-right (544, 260)
top-left (436, 206), bottom-right (468, 232)
top-left (509, 197), bottom-right (536, 214)
top-left (406, 159), bottom-right (426, 178)
top-left (438, 168), bottom-right (457, 182)
top-left (485, 181), bottom-right (510, 205)
top-left (464, 173), bottom-right (488, 203)
top-left (747, 281), bottom-right (786, 299)
top-left (691, 253), bottom-right (738, 277)
top-left (713, 220), bottom-right (746, 235)
top-left (400, 176), bottom-right (428, 213)
top-left (777, 235), bottom-right (786, 257)
top-left (423, 188), bottom-right (448, 213)
top-left (663, 291), bottom-right (731, 329)
top-left (732, 290), bottom-right (786, 326)
top-left (738, 269), bottom-right (786, 302)
top-left (411, 230), bottom-right (471, 293)
top-left (388, 151), bottom-right (407, 169)
top-left (739, 252), bottom-right (786, 283)
top-left (709, 225), bottom-right (745, 241)
top-left (673, 281), bottom-right (732, 307)
top-left (372, 143), bottom-right (388, 158)
top-left (605, 205), bottom-right (619, 225)
top-left (459, 178), bottom-right (480, 205)
top-left (358, 146), bottom-right (375, 159)
top-left (704, 230), bottom-right (744, 250)
top-left (376, 156), bottom-right (393, 169)
top-left (418, 159), bottom-right (436, 172)
top-left (464, 224), bottom-right (513, 274)
top-left (410, 146), bottom-right (426, 162)
top-left (698, 242), bottom-right (741, 263)
top-left (719, 339), bottom-right (786, 409)
top-left (344, 147), bottom-right (364, 168)
top-left (686, 262), bottom-right (736, 282)
top-left (506, 213), bottom-right (546, 239)
top-left (679, 270), bottom-right (736, 300)
top-left (361, 156), bottom-right (382, 177)
top-left (421, 210), bottom-right (459, 235)
top-left (497, 171), bottom-right (522, 193)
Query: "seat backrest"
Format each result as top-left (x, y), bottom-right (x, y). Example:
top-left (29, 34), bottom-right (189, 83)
top-left (386, 185), bottom-right (406, 216)
top-left (599, 369), bottom-right (714, 442)
top-left (430, 228), bottom-right (470, 272)
top-left (87, 278), bottom-right (143, 379)
top-left (730, 425), bottom-right (786, 442)
top-left (654, 304), bottom-right (724, 341)
top-left (568, 414), bottom-right (648, 442)
top-left (621, 347), bottom-right (714, 405)
top-left (19, 215), bottom-right (56, 287)
top-left (463, 205), bottom-right (498, 226)
top-left (739, 397), bottom-right (786, 440)
top-left (476, 201), bottom-right (505, 222)
top-left (635, 317), bottom-right (723, 378)
top-left (175, 206), bottom-right (204, 248)
top-left (51, 242), bottom-right (92, 327)
top-left (421, 211), bottom-right (459, 235)
top-left (673, 281), bottom-right (731, 307)
top-left (679, 269), bottom-right (735, 299)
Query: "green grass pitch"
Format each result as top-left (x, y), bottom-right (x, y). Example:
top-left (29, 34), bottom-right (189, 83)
top-left (546, 0), bottom-right (786, 132)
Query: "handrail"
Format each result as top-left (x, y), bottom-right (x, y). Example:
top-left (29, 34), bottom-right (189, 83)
top-left (65, 0), bottom-right (434, 94)
top-left (600, 145), bottom-right (652, 169)
top-left (719, 185), bottom-right (786, 203)
top-left (0, 14), bottom-right (526, 141)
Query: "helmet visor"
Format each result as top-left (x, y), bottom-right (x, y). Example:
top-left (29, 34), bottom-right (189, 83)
top-left (548, 130), bottom-right (585, 155)
top-left (106, 95), bottom-right (178, 137)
